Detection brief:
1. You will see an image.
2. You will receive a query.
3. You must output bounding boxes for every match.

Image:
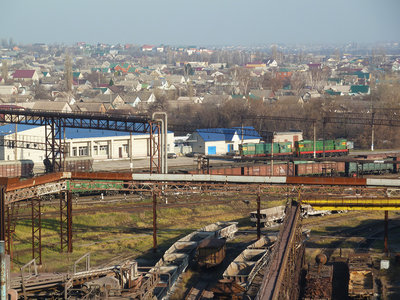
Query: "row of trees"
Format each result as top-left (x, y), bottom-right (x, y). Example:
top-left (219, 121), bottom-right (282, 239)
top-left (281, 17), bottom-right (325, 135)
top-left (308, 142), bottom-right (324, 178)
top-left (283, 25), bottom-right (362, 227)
top-left (152, 75), bottom-right (400, 149)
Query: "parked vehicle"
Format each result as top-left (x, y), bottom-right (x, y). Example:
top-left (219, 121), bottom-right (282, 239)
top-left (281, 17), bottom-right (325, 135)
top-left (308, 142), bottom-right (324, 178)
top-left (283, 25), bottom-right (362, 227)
top-left (167, 152), bottom-right (177, 159)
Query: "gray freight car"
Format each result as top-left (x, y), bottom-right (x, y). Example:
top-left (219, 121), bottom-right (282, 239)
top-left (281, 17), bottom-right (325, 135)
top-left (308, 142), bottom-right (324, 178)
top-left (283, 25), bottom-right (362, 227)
top-left (250, 205), bottom-right (286, 227)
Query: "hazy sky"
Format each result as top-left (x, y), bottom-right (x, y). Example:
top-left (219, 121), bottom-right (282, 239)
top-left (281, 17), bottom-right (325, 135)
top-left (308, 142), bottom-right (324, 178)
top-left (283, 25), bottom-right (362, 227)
top-left (1, 0), bottom-right (399, 46)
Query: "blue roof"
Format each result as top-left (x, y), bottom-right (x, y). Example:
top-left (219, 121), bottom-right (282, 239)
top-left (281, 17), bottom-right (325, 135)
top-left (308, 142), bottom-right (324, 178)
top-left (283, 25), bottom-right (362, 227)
top-left (0, 124), bottom-right (172, 139)
top-left (196, 127), bottom-right (261, 142)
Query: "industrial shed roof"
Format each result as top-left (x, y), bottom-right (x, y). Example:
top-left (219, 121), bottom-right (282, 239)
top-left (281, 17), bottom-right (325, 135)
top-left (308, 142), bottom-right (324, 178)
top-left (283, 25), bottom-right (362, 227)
top-left (0, 124), bottom-right (173, 139)
top-left (196, 127), bottom-right (261, 142)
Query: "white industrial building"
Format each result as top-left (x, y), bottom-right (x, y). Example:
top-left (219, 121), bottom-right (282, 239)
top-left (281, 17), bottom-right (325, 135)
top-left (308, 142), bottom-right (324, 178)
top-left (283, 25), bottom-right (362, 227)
top-left (188, 127), bottom-right (261, 155)
top-left (0, 124), bottom-right (174, 163)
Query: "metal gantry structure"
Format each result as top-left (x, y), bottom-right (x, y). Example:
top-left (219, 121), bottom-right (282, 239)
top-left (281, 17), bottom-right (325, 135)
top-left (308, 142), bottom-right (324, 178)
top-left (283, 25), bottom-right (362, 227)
top-left (0, 108), bottom-right (163, 173)
top-left (2, 172), bottom-right (400, 265)
top-left (2, 109), bottom-right (400, 297)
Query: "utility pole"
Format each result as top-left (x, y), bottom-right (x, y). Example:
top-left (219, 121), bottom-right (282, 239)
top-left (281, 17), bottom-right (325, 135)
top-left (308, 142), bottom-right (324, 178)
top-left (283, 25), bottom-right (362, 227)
top-left (371, 112), bottom-right (375, 151)
top-left (256, 194), bottom-right (261, 240)
top-left (313, 121), bottom-right (316, 159)
top-left (152, 192), bottom-right (157, 252)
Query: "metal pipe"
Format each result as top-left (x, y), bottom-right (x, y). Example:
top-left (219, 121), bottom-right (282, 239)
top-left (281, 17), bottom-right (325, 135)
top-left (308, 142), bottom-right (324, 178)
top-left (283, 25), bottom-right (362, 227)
top-left (1, 240), bottom-right (6, 300)
top-left (152, 112), bottom-right (168, 174)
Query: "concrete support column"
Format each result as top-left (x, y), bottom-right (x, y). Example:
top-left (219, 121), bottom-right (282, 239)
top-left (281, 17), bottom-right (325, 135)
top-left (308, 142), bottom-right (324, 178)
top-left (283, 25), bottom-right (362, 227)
top-left (109, 140), bottom-right (113, 159)
top-left (69, 142), bottom-right (73, 157)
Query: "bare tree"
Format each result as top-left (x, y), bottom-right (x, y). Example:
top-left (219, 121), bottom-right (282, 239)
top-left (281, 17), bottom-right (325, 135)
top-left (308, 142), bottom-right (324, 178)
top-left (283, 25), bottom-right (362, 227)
top-left (1, 60), bottom-right (8, 83)
top-left (64, 54), bottom-right (73, 91)
top-left (290, 72), bottom-right (307, 95)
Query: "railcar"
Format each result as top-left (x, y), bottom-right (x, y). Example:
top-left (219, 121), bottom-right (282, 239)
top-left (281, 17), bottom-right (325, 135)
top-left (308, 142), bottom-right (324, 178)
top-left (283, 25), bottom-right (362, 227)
top-left (196, 238), bottom-right (226, 268)
top-left (240, 139), bottom-right (349, 158)
top-left (0, 159), bottom-right (34, 178)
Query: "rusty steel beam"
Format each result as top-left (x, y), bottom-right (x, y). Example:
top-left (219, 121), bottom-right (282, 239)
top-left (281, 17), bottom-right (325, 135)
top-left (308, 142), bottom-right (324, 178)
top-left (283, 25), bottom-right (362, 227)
top-left (152, 192), bottom-right (157, 252)
top-left (0, 186), bottom-right (5, 242)
top-left (60, 192), bottom-right (72, 253)
top-left (257, 194), bottom-right (261, 240)
top-left (31, 198), bottom-right (42, 265)
top-left (384, 210), bottom-right (389, 255)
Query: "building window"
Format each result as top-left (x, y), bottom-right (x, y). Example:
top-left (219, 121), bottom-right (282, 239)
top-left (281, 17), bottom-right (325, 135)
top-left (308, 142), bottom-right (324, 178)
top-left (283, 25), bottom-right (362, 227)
top-left (26, 143), bottom-right (30, 148)
top-left (123, 144), bottom-right (128, 154)
top-left (72, 147), bottom-right (77, 156)
top-left (93, 146), bottom-right (98, 155)
top-left (79, 146), bottom-right (88, 156)
top-left (99, 145), bottom-right (108, 155)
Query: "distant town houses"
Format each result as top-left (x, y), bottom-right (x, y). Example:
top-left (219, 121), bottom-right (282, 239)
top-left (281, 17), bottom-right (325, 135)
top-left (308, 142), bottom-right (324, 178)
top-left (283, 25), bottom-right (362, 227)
top-left (0, 41), bottom-right (398, 118)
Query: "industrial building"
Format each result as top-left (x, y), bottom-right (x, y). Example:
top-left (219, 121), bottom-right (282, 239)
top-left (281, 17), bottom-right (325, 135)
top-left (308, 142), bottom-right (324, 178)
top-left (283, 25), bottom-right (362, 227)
top-left (0, 124), bottom-right (174, 163)
top-left (188, 127), bottom-right (261, 155)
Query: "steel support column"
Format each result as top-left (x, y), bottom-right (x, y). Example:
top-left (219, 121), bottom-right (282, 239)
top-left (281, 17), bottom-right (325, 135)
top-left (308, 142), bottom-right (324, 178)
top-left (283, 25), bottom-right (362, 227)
top-left (31, 198), bottom-right (42, 265)
top-left (149, 122), bottom-right (161, 174)
top-left (44, 118), bottom-right (63, 173)
top-left (384, 210), bottom-right (389, 255)
top-left (0, 186), bottom-right (5, 243)
top-left (60, 192), bottom-right (73, 253)
top-left (257, 193), bottom-right (261, 240)
top-left (152, 192), bottom-right (157, 252)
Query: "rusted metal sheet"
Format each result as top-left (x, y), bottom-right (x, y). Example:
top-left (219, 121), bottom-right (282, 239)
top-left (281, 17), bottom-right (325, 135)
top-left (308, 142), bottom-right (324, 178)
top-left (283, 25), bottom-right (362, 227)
top-left (6, 172), bottom-right (69, 192)
top-left (71, 171), bottom-right (133, 181)
top-left (286, 176), bottom-right (366, 186)
top-left (303, 265), bottom-right (333, 300)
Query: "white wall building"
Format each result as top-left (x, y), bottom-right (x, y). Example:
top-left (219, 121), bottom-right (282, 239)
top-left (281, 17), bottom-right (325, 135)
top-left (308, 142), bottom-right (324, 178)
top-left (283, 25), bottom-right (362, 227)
top-left (188, 127), bottom-right (261, 155)
top-left (0, 124), bottom-right (174, 162)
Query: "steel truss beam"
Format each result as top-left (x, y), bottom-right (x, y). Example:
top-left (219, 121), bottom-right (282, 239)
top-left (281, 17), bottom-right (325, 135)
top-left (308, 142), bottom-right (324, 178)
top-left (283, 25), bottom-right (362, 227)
top-left (60, 192), bottom-right (72, 253)
top-left (0, 108), bottom-right (162, 173)
top-left (5, 181), bottom-right (67, 205)
top-left (31, 197), bottom-right (42, 265)
top-left (0, 109), bottom-right (153, 132)
top-left (275, 216), bottom-right (304, 300)
top-left (0, 138), bottom-right (46, 151)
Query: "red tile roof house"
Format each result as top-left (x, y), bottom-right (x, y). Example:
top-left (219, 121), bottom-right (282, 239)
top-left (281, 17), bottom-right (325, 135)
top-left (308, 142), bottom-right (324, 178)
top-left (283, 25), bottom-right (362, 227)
top-left (12, 70), bottom-right (39, 81)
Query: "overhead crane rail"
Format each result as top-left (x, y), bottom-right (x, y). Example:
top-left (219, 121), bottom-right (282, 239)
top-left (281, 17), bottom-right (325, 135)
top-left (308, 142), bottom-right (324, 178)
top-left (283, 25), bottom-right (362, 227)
top-left (0, 108), bottom-right (154, 132)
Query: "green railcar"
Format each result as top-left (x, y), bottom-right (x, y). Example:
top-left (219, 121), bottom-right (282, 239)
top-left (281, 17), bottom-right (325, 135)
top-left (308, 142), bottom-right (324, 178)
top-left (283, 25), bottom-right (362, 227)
top-left (345, 160), bottom-right (395, 176)
top-left (240, 143), bottom-right (256, 155)
top-left (335, 139), bottom-right (347, 150)
top-left (279, 142), bottom-right (293, 153)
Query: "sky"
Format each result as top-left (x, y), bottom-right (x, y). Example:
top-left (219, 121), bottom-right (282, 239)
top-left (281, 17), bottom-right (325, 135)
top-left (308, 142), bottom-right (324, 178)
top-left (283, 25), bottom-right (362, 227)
top-left (1, 0), bottom-right (399, 46)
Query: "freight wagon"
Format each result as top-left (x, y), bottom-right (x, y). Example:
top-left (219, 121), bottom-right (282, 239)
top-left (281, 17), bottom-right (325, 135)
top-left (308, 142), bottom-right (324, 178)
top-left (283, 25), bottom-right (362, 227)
top-left (345, 159), bottom-right (396, 176)
top-left (250, 206), bottom-right (286, 227)
top-left (64, 156), bottom-right (93, 172)
top-left (195, 238), bottom-right (226, 268)
top-left (303, 264), bottom-right (333, 300)
top-left (348, 254), bottom-right (374, 299)
top-left (0, 159), bottom-right (34, 178)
